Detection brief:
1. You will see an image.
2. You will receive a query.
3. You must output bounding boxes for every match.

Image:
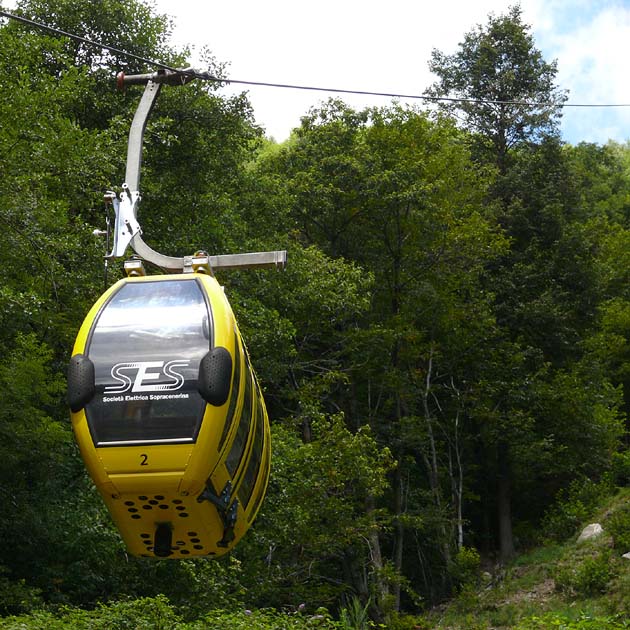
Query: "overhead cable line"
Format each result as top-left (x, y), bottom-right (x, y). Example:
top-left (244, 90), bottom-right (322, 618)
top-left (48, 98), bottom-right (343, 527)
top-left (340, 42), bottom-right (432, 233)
top-left (2, 8), bottom-right (630, 110)
top-left (0, 9), bottom-right (202, 76)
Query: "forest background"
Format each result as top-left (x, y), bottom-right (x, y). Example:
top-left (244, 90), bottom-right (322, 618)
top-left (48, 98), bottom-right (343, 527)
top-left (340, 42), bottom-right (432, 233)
top-left (0, 0), bottom-right (629, 628)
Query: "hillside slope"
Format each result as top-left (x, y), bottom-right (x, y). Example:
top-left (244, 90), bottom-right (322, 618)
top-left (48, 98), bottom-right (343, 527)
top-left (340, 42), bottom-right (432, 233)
top-left (428, 488), bottom-right (630, 629)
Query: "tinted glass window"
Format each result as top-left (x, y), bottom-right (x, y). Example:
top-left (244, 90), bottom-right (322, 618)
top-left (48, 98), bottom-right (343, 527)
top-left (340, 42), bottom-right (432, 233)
top-left (85, 279), bottom-right (211, 446)
top-left (238, 392), bottom-right (264, 509)
top-left (225, 363), bottom-right (252, 476)
top-left (247, 437), bottom-right (269, 522)
top-left (219, 330), bottom-right (241, 452)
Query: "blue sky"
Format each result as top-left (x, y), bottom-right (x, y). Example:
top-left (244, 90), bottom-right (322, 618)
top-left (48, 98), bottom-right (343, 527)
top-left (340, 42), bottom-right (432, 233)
top-left (529, 0), bottom-right (630, 144)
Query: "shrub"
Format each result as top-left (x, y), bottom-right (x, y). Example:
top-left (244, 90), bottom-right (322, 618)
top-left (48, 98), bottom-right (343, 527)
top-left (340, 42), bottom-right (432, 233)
top-left (86, 595), bottom-right (183, 629)
top-left (541, 478), bottom-right (612, 542)
top-left (555, 551), bottom-right (615, 597)
top-left (339, 596), bottom-right (371, 629)
top-left (611, 450), bottom-right (630, 486)
top-left (514, 611), bottom-right (630, 629)
top-left (0, 567), bottom-right (42, 616)
top-left (191, 607), bottom-right (342, 629)
top-left (383, 612), bottom-right (431, 630)
top-left (0, 596), bottom-right (183, 630)
top-left (0, 603), bottom-right (345, 629)
top-left (451, 546), bottom-right (481, 591)
top-left (606, 505), bottom-right (630, 551)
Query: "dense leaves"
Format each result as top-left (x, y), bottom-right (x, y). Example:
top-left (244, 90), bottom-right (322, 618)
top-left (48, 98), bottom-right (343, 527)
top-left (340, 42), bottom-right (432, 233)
top-left (427, 4), bottom-right (567, 172)
top-left (0, 1), bottom-right (628, 627)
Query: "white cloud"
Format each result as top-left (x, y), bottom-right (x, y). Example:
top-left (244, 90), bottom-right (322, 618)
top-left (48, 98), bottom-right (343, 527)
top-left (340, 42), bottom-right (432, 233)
top-left (158, 0), bottom-right (630, 143)
top-left (154, 0), bottom-right (526, 140)
top-left (534, 3), bottom-right (630, 143)
top-left (4, 0), bottom-right (630, 143)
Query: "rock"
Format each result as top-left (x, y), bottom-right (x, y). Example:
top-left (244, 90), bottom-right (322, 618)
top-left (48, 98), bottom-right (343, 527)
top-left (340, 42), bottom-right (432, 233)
top-left (622, 552), bottom-right (630, 561)
top-left (577, 523), bottom-right (604, 542)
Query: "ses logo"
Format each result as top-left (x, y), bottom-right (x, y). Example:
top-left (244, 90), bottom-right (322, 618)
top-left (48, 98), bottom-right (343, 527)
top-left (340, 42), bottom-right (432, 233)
top-left (104, 360), bottom-right (190, 394)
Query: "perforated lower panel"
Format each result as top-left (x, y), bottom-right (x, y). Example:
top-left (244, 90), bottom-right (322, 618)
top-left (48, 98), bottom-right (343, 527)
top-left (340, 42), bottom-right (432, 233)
top-left (137, 528), bottom-right (207, 556)
top-left (109, 492), bottom-right (228, 558)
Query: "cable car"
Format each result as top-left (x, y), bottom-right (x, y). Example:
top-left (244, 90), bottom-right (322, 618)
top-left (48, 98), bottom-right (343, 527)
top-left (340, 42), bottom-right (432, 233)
top-left (66, 69), bottom-right (285, 558)
top-left (68, 272), bottom-right (271, 557)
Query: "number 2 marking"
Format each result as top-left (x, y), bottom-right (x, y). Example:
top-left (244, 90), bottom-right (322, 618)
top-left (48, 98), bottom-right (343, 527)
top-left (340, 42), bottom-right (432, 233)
top-left (140, 453), bottom-right (148, 466)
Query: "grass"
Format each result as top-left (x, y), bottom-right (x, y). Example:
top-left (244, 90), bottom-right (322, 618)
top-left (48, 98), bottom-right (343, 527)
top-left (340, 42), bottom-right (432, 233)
top-left (425, 488), bottom-right (630, 629)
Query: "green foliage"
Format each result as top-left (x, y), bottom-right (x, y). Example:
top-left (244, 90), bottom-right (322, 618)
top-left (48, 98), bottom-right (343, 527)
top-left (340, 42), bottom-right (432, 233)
top-left (78, 595), bottom-right (182, 630)
top-left (555, 551), bottom-right (616, 597)
top-left (0, 595), bottom-right (181, 630)
top-left (0, 599), bottom-right (345, 630)
top-left (192, 608), bottom-right (342, 629)
top-left (605, 505), bottom-right (630, 551)
top-left (381, 612), bottom-right (431, 630)
top-left (0, 567), bottom-right (42, 616)
top-left (0, 0), bottom-right (629, 623)
top-left (339, 596), bottom-right (372, 630)
top-left (451, 546), bottom-right (481, 591)
top-left (237, 415), bottom-right (394, 608)
top-left (541, 478), bottom-right (614, 542)
top-left (514, 612), bottom-right (630, 630)
top-left (611, 450), bottom-right (630, 486)
top-left (0, 334), bottom-right (73, 586)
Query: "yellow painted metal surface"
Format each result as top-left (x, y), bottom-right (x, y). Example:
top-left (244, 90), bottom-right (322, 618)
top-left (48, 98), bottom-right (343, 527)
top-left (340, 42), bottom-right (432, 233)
top-left (69, 272), bottom-right (270, 558)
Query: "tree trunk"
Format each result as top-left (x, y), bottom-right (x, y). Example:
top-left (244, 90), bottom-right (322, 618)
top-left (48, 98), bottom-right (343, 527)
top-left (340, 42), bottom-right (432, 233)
top-left (448, 428), bottom-right (464, 551)
top-left (366, 495), bottom-right (388, 622)
top-left (420, 346), bottom-right (452, 571)
top-left (497, 441), bottom-right (515, 562)
top-left (392, 465), bottom-right (404, 611)
top-left (447, 380), bottom-right (465, 552)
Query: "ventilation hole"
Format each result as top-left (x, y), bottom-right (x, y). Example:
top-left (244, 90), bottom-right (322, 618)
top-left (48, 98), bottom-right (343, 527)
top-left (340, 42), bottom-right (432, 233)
top-left (175, 506), bottom-right (185, 511)
top-left (176, 540), bottom-right (186, 546)
top-left (190, 538), bottom-right (200, 543)
top-left (128, 508), bottom-right (138, 513)
top-left (172, 499), bottom-right (183, 505)
top-left (181, 550), bottom-right (190, 555)
top-left (178, 512), bottom-right (189, 518)
top-left (142, 505), bottom-right (152, 510)
top-left (159, 504), bottom-right (168, 510)
top-left (124, 501), bottom-right (135, 506)
top-left (154, 495), bottom-right (165, 500)
top-left (193, 545), bottom-right (203, 550)
top-left (143, 540), bottom-right (151, 546)
top-left (187, 531), bottom-right (198, 537)
top-left (140, 533), bottom-right (150, 539)
top-left (131, 514), bottom-right (141, 520)
top-left (149, 500), bottom-right (159, 505)
top-left (139, 495), bottom-right (148, 501)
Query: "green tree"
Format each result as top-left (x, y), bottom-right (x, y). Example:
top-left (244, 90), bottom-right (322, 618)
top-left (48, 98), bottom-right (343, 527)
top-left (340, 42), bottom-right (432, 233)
top-left (427, 4), bottom-right (567, 176)
top-left (0, 0), bottom-right (264, 609)
top-left (261, 100), bottom-right (509, 612)
top-left (1, 0), bottom-right (628, 619)
top-left (425, 6), bottom-right (624, 566)
top-left (237, 415), bottom-right (393, 610)
top-left (12, 0), bottom-right (184, 129)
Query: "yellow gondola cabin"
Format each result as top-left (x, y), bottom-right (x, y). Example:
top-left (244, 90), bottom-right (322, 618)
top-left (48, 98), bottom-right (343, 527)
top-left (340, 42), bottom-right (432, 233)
top-left (68, 273), bottom-right (271, 558)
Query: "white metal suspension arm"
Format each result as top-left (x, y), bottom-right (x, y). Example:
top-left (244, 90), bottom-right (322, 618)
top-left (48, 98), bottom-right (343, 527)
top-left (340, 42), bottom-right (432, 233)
top-left (107, 185), bottom-right (141, 258)
top-left (107, 69), bottom-right (287, 273)
top-left (107, 76), bottom-right (162, 260)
